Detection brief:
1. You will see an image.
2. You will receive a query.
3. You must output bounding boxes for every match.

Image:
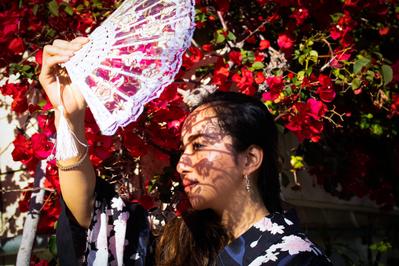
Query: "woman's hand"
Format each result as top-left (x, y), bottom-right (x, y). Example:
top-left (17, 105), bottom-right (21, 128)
top-left (39, 37), bottom-right (90, 131)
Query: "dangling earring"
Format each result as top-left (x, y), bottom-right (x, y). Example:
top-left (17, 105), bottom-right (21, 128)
top-left (244, 174), bottom-right (251, 192)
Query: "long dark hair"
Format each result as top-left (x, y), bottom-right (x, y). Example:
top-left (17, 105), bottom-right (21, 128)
top-left (156, 91), bottom-right (281, 265)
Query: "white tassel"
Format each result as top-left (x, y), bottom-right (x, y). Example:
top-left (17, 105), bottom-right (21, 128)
top-left (54, 76), bottom-right (84, 161)
top-left (55, 105), bottom-right (80, 160)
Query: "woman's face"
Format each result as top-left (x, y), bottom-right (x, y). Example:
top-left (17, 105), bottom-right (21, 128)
top-left (177, 104), bottom-right (245, 212)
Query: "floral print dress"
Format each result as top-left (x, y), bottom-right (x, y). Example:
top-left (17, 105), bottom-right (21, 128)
top-left (57, 179), bottom-right (331, 265)
top-left (217, 212), bottom-right (332, 265)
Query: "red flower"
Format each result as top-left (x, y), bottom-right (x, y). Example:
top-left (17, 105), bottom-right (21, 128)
top-left (277, 34), bottom-right (294, 50)
top-left (201, 44), bottom-right (213, 52)
top-left (11, 91), bottom-right (28, 114)
top-left (12, 132), bottom-right (38, 172)
top-left (122, 126), bottom-right (147, 158)
top-left (37, 194), bottom-right (61, 234)
top-left (87, 133), bottom-right (114, 166)
top-left (35, 49), bottom-right (43, 65)
top-left (12, 133), bottom-right (33, 162)
top-left (259, 40), bottom-right (270, 50)
top-left (291, 8), bottom-right (309, 25)
top-left (330, 49), bottom-right (351, 68)
top-left (182, 46), bottom-right (203, 69)
top-left (285, 98), bottom-right (327, 142)
top-left (228, 50), bottom-right (242, 65)
top-left (390, 93), bottom-right (399, 117)
top-left (45, 160), bottom-right (60, 194)
top-left (1, 23), bottom-right (18, 42)
top-left (316, 74), bottom-right (336, 102)
top-left (232, 68), bottom-right (255, 95)
top-left (8, 38), bottom-right (25, 54)
top-left (31, 133), bottom-right (54, 160)
top-left (38, 113), bottom-right (56, 137)
top-left (212, 63), bottom-right (230, 86)
top-left (254, 72), bottom-right (265, 84)
top-left (1, 83), bottom-right (25, 97)
top-left (76, 13), bottom-right (94, 33)
top-left (214, 0), bottom-right (230, 13)
top-left (262, 76), bottom-right (284, 101)
top-left (378, 26), bottom-right (390, 36)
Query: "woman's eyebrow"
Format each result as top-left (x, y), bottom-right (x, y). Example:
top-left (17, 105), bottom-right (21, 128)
top-left (182, 133), bottom-right (219, 147)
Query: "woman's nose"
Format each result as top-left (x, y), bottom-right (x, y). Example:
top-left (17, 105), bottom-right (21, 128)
top-left (176, 152), bottom-right (192, 174)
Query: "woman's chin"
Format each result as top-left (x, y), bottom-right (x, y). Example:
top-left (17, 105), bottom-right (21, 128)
top-left (188, 196), bottom-right (208, 210)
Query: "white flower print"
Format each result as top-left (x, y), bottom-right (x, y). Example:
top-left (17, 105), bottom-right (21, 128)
top-left (253, 217), bottom-right (272, 232)
top-left (269, 223), bottom-right (285, 235)
top-left (111, 197), bottom-right (125, 211)
top-left (130, 252), bottom-right (141, 260)
top-left (284, 218), bottom-right (294, 225)
top-left (253, 217), bottom-right (285, 235)
top-left (113, 211), bottom-right (129, 265)
top-left (281, 235), bottom-right (312, 255)
top-left (248, 249), bottom-right (279, 266)
top-left (87, 212), bottom-right (109, 266)
top-left (279, 235), bottom-right (313, 255)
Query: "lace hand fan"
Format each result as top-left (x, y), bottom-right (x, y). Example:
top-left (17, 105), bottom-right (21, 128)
top-left (55, 0), bottom-right (195, 161)
top-left (65, 0), bottom-right (195, 136)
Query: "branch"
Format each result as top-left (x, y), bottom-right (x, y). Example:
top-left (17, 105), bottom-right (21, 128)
top-left (16, 160), bottom-right (47, 266)
top-left (237, 19), bottom-right (268, 47)
top-left (1, 187), bottom-right (55, 193)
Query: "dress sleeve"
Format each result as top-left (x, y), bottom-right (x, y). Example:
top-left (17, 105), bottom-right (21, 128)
top-left (56, 177), bottom-right (153, 266)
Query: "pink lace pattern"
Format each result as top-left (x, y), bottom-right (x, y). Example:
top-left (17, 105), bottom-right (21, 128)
top-left (65, 0), bottom-right (195, 135)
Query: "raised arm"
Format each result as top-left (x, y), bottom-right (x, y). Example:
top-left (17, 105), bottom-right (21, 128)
top-left (39, 37), bottom-right (95, 228)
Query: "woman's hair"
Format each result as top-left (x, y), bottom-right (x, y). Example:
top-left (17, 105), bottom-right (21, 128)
top-left (156, 91), bottom-right (281, 265)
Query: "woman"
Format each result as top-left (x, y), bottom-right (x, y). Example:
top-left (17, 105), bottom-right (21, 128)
top-left (39, 38), bottom-right (332, 265)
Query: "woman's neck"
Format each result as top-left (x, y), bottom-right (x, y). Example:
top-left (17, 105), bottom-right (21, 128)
top-left (216, 190), bottom-right (269, 239)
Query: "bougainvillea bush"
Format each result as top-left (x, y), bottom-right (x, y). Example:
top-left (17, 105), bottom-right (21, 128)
top-left (1, 0), bottom-right (399, 257)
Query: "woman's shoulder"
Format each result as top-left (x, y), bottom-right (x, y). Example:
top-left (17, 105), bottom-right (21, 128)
top-left (217, 210), bottom-right (332, 265)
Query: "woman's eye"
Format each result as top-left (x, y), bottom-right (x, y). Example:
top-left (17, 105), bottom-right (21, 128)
top-left (193, 142), bottom-right (205, 150)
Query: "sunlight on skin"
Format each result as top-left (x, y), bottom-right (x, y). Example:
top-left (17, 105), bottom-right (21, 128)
top-left (177, 104), bottom-right (269, 239)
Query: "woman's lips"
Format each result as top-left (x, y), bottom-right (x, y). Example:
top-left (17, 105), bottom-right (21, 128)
top-left (183, 179), bottom-right (199, 193)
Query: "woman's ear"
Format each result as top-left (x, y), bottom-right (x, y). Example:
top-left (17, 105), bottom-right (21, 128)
top-left (243, 145), bottom-right (263, 176)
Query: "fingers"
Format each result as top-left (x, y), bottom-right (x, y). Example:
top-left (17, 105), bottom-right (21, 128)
top-left (52, 38), bottom-right (89, 52)
top-left (71, 36), bottom-right (90, 45)
top-left (41, 37), bottom-right (89, 76)
top-left (44, 44), bottom-right (75, 57)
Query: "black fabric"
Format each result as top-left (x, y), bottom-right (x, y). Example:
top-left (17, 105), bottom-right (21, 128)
top-left (56, 196), bottom-right (87, 265)
top-left (56, 177), bottom-right (153, 265)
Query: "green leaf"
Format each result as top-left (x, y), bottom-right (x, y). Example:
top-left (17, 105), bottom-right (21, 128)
top-left (252, 62), bottom-right (265, 70)
top-left (352, 78), bottom-right (361, 90)
top-left (353, 56), bottom-right (370, 74)
top-left (246, 51), bottom-right (255, 64)
top-left (370, 124), bottom-right (383, 136)
top-left (48, 0), bottom-right (59, 16)
top-left (305, 66), bottom-right (312, 76)
top-left (92, 0), bottom-right (103, 8)
top-left (64, 4), bottom-right (74, 16)
top-left (33, 4), bottom-right (39, 15)
top-left (298, 55), bottom-right (306, 65)
top-left (227, 31), bottom-right (236, 42)
top-left (49, 235), bottom-right (57, 256)
top-left (297, 70), bottom-right (305, 82)
top-left (309, 50), bottom-right (318, 63)
top-left (381, 64), bottom-right (393, 86)
top-left (76, 4), bottom-right (85, 12)
top-left (290, 155), bottom-right (304, 170)
top-left (215, 30), bottom-right (225, 44)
